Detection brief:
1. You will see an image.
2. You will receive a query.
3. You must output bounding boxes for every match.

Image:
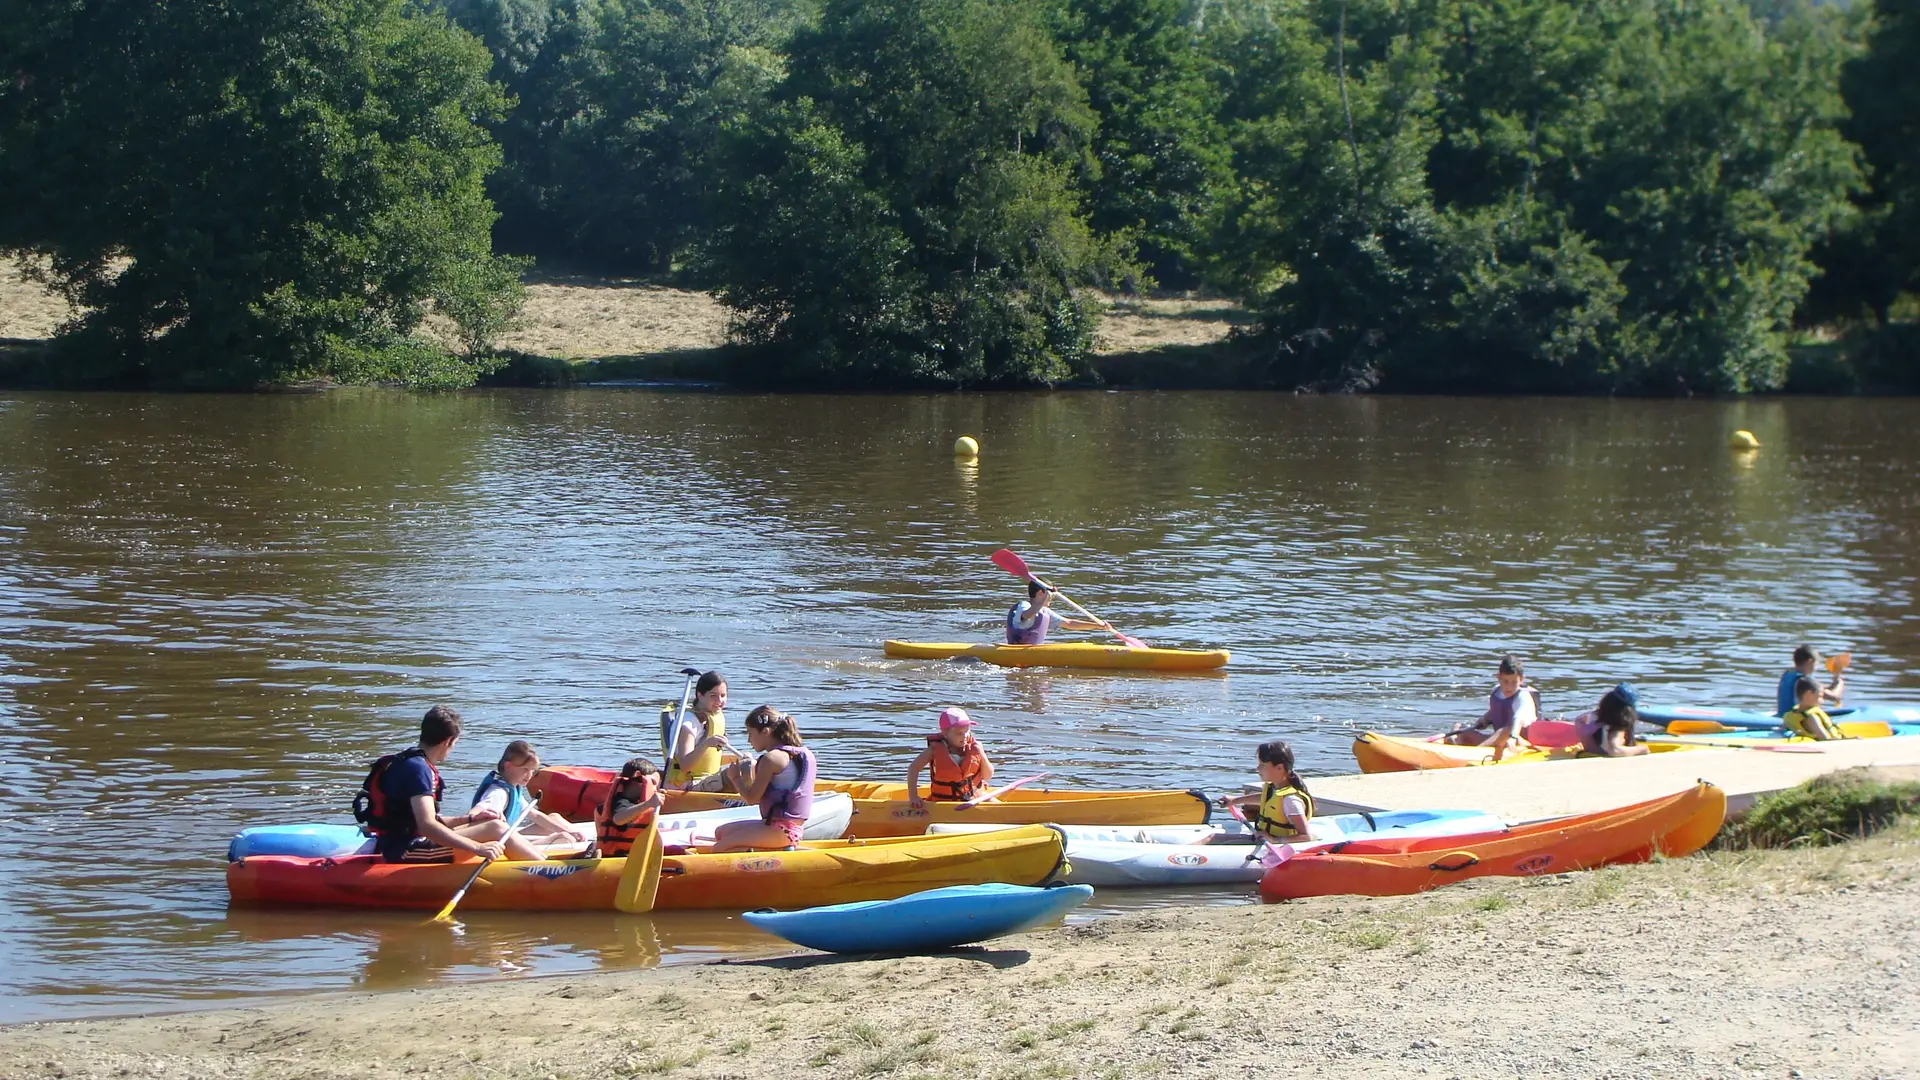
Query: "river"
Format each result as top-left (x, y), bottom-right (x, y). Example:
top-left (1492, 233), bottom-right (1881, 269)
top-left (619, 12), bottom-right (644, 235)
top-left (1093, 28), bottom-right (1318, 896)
top-left (0, 389), bottom-right (1915, 1022)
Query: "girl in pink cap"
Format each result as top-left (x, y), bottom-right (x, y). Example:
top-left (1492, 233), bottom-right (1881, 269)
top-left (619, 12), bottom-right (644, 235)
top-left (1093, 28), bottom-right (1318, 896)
top-left (906, 707), bottom-right (996, 808)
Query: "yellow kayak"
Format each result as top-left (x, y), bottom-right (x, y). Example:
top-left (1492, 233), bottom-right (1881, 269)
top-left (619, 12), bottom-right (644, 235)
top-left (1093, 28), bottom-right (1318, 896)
top-left (1351, 731), bottom-right (1699, 773)
top-left (668, 781), bottom-right (1214, 838)
top-left (883, 640), bottom-right (1229, 671)
top-left (230, 824), bottom-right (1068, 912)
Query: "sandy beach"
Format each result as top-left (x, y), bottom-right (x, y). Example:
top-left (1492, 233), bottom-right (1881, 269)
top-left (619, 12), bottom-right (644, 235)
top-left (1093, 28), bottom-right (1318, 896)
top-left (4, 823), bottom-right (1913, 1080)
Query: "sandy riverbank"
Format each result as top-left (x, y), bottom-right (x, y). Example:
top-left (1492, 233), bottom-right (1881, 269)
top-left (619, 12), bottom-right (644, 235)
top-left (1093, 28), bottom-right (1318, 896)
top-left (4, 824), bottom-right (1914, 1080)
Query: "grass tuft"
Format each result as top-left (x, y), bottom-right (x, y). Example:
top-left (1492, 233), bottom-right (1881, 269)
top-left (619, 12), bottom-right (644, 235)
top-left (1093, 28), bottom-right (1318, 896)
top-left (1717, 770), bottom-right (1920, 850)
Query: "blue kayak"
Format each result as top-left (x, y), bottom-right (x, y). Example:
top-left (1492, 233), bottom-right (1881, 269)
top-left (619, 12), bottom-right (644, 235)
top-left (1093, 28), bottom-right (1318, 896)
top-left (743, 883), bottom-right (1094, 953)
top-left (1640, 702), bottom-right (1920, 733)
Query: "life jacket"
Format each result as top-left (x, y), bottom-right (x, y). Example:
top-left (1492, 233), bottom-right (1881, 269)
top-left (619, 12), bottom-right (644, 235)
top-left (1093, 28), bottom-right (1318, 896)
top-left (1005, 602), bottom-right (1049, 645)
top-left (666, 707), bottom-right (726, 786)
top-left (926, 735), bottom-right (988, 801)
top-left (759, 745), bottom-right (816, 824)
top-left (1784, 705), bottom-right (1841, 741)
top-left (470, 770), bottom-right (528, 829)
top-left (1254, 783), bottom-right (1315, 840)
top-left (352, 748), bottom-right (442, 836)
top-left (595, 772), bottom-right (660, 858)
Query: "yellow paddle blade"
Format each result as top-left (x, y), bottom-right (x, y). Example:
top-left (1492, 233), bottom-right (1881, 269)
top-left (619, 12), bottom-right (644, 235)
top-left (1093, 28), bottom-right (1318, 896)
top-left (1666, 720), bottom-right (1735, 735)
top-left (1838, 720), bottom-right (1891, 739)
top-left (430, 856), bottom-right (493, 923)
top-left (614, 822), bottom-right (665, 914)
top-left (1827, 651), bottom-right (1853, 675)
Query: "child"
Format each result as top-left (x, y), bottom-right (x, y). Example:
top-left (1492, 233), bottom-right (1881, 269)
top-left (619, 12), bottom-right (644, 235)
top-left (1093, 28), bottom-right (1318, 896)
top-left (595, 757), bottom-right (663, 858)
top-left (471, 740), bottom-right (593, 847)
top-left (1443, 654), bottom-right (1540, 762)
top-left (1570, 684), bottom-right (1650, 758)
top-left (1223, 740), bottom-right (1316, 842)
top-left (709, 707), bottom-right (815, 853)
top-left (1783, 678), bottom-right (1846, 741)
top-left (667, 670), bottom-right (735, 791)
top-left (1775, 645), bottom-right (1844, 716)
top-left (906, 707), bottom-right (996, 808)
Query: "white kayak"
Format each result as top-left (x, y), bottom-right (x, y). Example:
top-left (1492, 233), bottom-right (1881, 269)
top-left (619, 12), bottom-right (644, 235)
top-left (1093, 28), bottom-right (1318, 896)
top-left (227, 791), bottom-right (854, 861)
top-left (931, 808), bottom-right (1508, 886)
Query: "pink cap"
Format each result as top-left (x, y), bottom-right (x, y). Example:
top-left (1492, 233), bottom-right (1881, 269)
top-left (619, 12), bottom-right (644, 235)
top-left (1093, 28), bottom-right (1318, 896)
top-left (937, 707), bottom-right (976, 732)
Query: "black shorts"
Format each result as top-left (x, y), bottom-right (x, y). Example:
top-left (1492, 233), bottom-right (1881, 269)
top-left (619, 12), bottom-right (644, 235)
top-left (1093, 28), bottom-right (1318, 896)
top-left (380, 837), bottom-right (454, 864)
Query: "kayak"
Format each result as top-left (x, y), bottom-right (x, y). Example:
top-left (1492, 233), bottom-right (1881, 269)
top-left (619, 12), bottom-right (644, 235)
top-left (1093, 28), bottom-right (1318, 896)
top-left (882, 640), bottom-right (1229, 672)
top-left (227, 823), bottom-right (1068, 912)
top-left (1259, 782), bottom-right (1727, 901)
top-left (1638, 702), bottom-right (1920, 732)
top-left (534, 766), bottom-right (1214, 839)
top-left (931, 809), bottom-right (1510, 886)
top-left (225, 792), bottom-right (856, 861)
top-left (743, 882), bottom-right (1094, 953)
top-left (1350, 731), bottom-right (1697, 773)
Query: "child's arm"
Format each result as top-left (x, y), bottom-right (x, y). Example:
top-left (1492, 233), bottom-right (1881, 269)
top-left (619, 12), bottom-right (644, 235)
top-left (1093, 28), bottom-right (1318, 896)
top-left (608, 790), bottom-right (663, 826)
top-left (974, 746), bottom-right (995, 787)
top-left (905, 748), bottom-right (935, 806)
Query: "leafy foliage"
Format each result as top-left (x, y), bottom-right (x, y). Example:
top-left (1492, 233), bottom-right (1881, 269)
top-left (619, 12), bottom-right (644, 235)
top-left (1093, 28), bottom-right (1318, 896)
top-left (703, 0), bottom-right (1132, 387)
top-left (0, 0), bottom-right (524, 389)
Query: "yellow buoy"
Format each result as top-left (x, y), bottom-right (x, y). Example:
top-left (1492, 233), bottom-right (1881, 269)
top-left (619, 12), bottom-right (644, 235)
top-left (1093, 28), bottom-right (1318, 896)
top-left (954, 435), bottom-right (979, 458)
top-left (1728, 430), bottom-right (1760, 451)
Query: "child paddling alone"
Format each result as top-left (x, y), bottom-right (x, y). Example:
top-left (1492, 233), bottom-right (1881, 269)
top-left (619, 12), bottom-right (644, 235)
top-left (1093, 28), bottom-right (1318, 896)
top-left (1222, 740), bottom-right (1316, 843)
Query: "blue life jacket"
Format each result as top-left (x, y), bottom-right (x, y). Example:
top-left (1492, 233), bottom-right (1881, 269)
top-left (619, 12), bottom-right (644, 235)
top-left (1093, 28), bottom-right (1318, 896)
top-left (1776, 669), bottom-right (1802, 716)
top-left (470, 770), bottom-right (528, 829)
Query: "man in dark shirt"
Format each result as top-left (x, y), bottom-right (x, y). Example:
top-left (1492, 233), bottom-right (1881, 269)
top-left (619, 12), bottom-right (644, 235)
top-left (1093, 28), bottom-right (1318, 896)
top-left (373, 706), bottom-right (540, 863)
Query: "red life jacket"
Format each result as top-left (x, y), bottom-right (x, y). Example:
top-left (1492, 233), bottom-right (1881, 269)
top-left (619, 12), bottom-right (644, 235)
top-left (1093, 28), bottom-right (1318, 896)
top-left (352, 748), bottom-right (442, 836)
top-left (927, 736), bottom-right (987, 801)
top-left (594, 773), bottom-right (660, 858)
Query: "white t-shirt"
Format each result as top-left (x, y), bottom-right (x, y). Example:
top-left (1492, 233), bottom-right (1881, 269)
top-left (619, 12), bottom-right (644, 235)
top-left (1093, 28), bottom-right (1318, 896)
top-left (473, 785), bottom-right (530, 827)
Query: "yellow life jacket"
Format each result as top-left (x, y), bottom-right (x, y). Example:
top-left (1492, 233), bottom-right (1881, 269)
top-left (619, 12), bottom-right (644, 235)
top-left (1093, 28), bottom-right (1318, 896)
top-left (666, 707), bottom-right (726, 785)
top-left (1783, 705), bottom-right (1841, 741)
top-left (1255, 783), bottom-right (1315, 840)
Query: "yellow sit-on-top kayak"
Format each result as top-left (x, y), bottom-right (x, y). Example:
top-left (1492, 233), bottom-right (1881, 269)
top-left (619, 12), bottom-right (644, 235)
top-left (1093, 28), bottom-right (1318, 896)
top-left (882, 640), bottom-right (1229, 672)
top-left (1350, 731), bottom-right (1699, 773)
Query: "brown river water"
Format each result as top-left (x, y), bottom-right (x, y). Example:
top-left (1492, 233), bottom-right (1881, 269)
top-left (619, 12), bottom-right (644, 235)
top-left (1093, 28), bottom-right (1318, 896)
top-left (0, 389), bottom-right (1916, 1022)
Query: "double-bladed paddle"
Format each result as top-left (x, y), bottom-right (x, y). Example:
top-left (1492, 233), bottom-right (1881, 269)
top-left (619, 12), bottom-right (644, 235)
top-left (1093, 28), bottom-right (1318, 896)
top-left (989, 548), bottom-right (1147, 649)
top-left (430, 856), bottom-right (493, 923)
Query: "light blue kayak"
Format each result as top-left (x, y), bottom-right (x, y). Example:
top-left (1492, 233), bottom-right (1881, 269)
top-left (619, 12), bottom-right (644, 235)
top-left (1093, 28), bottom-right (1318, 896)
top-left (743, 883), bottom-right (1094, 953)
top-left (1639, 702), bottom-right (1920, 733)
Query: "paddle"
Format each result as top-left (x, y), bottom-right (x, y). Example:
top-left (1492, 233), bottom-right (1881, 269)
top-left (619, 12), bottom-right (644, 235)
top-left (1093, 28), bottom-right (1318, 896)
top-left (662, 666), bottom-right (704, 771)
top-left (1225, 801), bottom-right (1273, 866)
top-left (613, 820), bottom-right (665, 914)
top-left (430, 856), bottom-right (493, 923)
top-left (989, 548), bottom-right (1147, 649)
top-left (956, 771), bottom-right (1053, 809)
top-left (1667, 719), bottom-right (1886, 739)
top-left (1827, 651), bottom-right (1853, 676)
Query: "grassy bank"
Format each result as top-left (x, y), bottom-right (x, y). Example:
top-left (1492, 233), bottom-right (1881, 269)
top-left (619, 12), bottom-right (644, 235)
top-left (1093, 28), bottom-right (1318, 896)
top-left (4, 805), bottom-right (1916, 1080)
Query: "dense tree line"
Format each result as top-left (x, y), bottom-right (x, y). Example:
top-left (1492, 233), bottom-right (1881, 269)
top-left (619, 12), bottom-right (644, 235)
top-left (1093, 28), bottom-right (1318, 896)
top-left (1, 0), bottom-right (1915, 391)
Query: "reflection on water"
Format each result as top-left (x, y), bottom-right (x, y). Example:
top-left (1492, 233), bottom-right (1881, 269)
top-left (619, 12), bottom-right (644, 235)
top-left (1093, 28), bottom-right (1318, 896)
top-left (0, 390), bottom-right (1916, 1021)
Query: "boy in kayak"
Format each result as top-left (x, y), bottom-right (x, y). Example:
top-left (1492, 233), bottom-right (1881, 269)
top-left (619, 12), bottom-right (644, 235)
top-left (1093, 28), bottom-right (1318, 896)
top-left (1783, 678), bottom-right (1846, 740)
top-left (1775, 645), bottom-right (1844, 716)
top-left (1005, 582), bottom-right (1108, 644)
top-left (595, 757), bottom-right (663, 858)
top-left (471, 740), bottom-right (593, 849)
top-left (906, 707), bottom-right (996, 808)
top-left (360, 706), bottom-right (542, 864)
top-left (1442, 654), bottom-right (1540, 762)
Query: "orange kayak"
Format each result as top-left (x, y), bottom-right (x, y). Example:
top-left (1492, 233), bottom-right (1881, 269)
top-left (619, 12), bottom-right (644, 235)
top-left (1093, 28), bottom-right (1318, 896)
top-left (1258, 782), bottom-right (1726, 901)
top-left (227, 824), bottom-right (1068, 912)
top-left (535, 765), bottom-right (1211, 839)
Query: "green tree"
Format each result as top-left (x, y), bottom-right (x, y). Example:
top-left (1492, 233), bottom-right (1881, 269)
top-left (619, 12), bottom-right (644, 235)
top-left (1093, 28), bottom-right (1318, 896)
top-left (0, 0), bottom-right (523, 389)
top-left (705, 0), bottom-right (1131, 386)
top-left (1047, 0), bottom-right (1232, 286)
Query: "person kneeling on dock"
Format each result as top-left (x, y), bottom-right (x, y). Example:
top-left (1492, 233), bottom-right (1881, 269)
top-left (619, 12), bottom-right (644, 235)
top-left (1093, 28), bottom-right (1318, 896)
top-left (907, 707), bottom-right (995, 808)
top-left (357, 706), bottom-right (543, 864)
top-left (1443, 654), bottom-right (1540, 762)
top-left (1221, 740), bottom-right (1316, 843)
top-left (1783, 678), bottom-right (1847, 741)
top-left (596, 757), bottom-right (663, 858)
top-left (708, 707), bottom-right (816, 853)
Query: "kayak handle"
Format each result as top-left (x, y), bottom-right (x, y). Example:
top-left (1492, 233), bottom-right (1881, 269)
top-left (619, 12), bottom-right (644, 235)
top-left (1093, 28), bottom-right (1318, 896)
top-left (1427, 851), bottom-right (1480, 872)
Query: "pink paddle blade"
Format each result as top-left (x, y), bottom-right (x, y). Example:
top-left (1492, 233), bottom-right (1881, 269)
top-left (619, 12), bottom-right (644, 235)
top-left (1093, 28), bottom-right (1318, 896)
top-left (990, 547), bottom-right (1034, 580)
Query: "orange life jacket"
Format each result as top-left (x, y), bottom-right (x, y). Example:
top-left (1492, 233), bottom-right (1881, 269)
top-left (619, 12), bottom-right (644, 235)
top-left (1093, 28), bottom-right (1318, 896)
top-left (926, 735), bottom-right (987, 801)
top-left (594, 773), bottom-right (660, 858)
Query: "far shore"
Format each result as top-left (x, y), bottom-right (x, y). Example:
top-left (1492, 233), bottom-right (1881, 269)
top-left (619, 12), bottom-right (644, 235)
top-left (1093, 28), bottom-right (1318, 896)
top-left (3, 824), bottom-right (1914, 1080)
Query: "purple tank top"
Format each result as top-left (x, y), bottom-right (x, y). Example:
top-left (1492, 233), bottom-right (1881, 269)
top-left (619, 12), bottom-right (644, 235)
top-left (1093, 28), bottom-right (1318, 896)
top-left (759, 745), bottom-right (816, 823)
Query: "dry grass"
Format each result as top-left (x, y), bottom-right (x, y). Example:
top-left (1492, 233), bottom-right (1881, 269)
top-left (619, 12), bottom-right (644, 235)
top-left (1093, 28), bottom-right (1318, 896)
top-left (2, 256), bottom-right (1242, 363)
